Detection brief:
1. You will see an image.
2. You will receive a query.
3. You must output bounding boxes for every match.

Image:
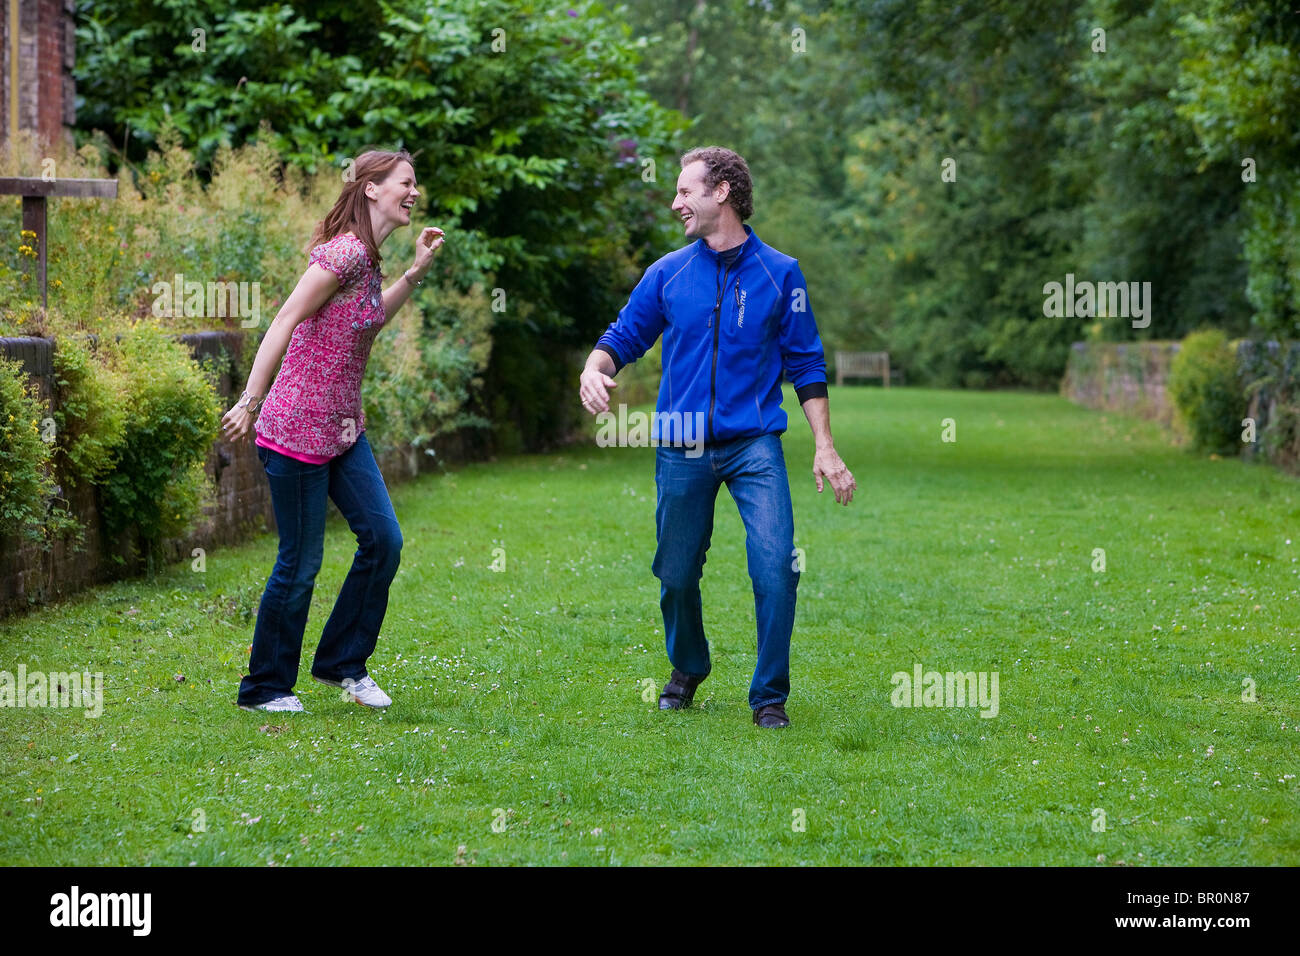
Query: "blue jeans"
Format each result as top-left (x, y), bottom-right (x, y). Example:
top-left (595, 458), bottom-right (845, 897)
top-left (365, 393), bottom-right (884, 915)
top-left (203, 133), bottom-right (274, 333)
top-left (652, 432), bottom-right (799, 709)
top-left (237, 432), bottom-right (402, 707)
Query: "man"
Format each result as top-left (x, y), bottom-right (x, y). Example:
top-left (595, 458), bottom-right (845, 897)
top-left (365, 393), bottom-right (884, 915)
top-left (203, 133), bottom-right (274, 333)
top-left (578, 146), bottom-right (856, 729)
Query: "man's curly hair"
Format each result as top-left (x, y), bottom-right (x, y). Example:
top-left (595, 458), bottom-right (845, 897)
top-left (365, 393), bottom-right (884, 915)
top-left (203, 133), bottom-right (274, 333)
top-left (681, 146), bottom-right (753, 221)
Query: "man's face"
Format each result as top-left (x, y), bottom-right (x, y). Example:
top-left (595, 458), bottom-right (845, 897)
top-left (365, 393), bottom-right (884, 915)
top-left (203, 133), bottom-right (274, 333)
top-left (671, 161), bottom-right (727, 239)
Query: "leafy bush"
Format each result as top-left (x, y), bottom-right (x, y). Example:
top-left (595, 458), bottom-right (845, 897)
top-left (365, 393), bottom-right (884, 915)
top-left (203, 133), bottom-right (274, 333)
top-left (1175, 0), bottom-right (1300, 340)
top-left (362, 283), bottom-right (495, 455)
top-left (0, 216), bottom-right (42, 329)
top-left (94, 322), bottom-right (222, 563)
top-left (0, 357), bottom-right (77, 544)
top-left (0, 130), bottom-right (315, 336)
top-left (51, 333), bottom-right (126, 487)
top-left (1168, 329), bottom-right (1244, 454)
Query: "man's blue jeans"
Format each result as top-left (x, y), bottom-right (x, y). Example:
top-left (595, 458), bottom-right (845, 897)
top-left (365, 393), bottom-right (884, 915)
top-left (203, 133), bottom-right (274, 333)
top-left (652, 432), bottom-right (799, 709)
top-left (237, 432), bottom-right (402, 708)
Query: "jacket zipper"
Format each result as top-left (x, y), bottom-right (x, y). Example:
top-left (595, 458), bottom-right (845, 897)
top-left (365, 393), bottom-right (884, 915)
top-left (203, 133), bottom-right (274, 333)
top-left (708, 260), bottom-right (732, 443)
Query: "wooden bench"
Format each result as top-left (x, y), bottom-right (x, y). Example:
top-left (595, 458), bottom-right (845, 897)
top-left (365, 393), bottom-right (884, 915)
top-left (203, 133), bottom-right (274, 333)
top-left (835, 350), bottom-right (903, 387)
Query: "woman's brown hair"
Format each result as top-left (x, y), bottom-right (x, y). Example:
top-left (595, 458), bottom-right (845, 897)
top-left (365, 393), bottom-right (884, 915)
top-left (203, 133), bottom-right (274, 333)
top-left (309, 148), bottom-right (415, 270)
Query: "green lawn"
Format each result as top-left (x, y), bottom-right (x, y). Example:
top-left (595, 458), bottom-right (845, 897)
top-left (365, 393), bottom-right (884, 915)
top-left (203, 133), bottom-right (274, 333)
top-left (2, 386), bottom-right (1297, 865)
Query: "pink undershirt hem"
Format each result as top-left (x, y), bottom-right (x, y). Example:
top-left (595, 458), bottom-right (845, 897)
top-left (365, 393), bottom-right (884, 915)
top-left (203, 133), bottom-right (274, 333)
top-left (255, 434), bottom-right (334, 465)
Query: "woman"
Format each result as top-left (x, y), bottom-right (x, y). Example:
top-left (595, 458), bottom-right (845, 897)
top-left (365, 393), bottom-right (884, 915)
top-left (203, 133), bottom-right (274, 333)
top-left (222, 148), bottom-right (444, 713)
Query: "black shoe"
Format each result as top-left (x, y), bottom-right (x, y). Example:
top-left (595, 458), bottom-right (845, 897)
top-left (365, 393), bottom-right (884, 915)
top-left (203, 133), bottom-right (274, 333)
top-left (753, 703), bottom-right (790, 728)
top-left (658, 669), bottom-right (705, 710)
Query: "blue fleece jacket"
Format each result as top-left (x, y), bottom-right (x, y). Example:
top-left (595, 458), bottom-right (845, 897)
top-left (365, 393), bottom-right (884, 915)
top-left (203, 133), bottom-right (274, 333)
top-left (595, 224), bottom-right (828, 445)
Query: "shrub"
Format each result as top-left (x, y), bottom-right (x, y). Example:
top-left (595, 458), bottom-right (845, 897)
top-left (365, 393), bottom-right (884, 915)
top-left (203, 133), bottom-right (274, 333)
top-left (1168, 328), bottom-right (1244, 454)
top-left (95, 322), bottom-right (221, 564)
top-left (0, 356), bottom-right (77, 544)
top-left (51, 333), bottom-right (126, 487)
top-left (361, 280), bottom-right (494, 457)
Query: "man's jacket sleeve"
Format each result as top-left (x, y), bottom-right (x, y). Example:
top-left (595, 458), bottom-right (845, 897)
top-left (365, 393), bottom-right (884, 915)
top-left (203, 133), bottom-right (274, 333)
top-left (595, 267), bottom-right (666, 373)
top-left (779, 261), bottom-right (829, 403)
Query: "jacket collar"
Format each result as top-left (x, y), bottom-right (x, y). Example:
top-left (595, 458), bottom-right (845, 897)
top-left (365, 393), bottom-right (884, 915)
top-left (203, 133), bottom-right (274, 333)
top-left (694, 223), bottom-right (758, 264)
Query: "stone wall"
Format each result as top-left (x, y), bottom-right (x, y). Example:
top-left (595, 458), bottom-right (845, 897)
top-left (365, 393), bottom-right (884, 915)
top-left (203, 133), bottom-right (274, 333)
top-left (1059, 341), bottom-right (1182, 426)
top-left (1062, 339), bottom-right (1300, 472)
top-left (0, 331), bottom-right (479, 616)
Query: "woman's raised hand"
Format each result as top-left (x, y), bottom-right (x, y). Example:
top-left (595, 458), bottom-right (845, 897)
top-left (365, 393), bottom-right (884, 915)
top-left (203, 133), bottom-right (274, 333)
top-left (410, 226), bottom-right (445, 276)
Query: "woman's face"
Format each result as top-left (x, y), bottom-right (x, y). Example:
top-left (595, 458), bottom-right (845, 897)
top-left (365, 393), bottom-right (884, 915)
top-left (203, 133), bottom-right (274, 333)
top-left (369, 160), bottom-right (419, 230)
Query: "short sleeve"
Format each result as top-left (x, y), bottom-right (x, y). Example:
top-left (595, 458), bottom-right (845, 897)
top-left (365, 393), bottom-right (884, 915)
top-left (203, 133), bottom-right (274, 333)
top-left (309, 235), bottom-right (366, 287)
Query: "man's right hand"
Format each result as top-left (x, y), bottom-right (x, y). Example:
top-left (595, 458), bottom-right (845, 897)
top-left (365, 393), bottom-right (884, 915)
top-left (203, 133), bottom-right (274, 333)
top-left (579, 358), bottom-right (618, 415)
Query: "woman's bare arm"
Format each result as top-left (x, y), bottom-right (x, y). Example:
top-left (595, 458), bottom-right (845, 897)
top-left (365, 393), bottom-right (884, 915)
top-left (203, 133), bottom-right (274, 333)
top-left (220, 263), bottom-right (341, 442)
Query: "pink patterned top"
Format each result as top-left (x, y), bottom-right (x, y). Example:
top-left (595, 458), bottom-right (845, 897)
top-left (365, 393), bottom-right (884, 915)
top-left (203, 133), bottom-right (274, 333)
top-left (255, 233), bottom-right (387, 461)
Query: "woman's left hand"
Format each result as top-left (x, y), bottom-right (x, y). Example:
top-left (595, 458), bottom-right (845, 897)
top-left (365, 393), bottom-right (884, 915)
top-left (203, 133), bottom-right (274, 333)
top-left (410, 226), bottom-right (445, 277)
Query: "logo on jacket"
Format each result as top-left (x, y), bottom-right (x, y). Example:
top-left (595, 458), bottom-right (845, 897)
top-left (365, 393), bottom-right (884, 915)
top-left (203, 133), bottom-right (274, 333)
top-left (737, 289), bottom-right (747, 328)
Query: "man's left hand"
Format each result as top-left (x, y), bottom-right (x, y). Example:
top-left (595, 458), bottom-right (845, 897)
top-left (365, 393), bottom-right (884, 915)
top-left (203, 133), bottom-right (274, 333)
top-left (813, 445), bottom-right (856, 505)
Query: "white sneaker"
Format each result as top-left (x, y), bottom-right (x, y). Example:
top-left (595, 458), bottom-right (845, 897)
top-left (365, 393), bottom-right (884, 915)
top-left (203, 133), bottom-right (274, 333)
top-left (239, 694), bottom-right (304, 713)
top-left (314, 673), bottom-right (392, 708)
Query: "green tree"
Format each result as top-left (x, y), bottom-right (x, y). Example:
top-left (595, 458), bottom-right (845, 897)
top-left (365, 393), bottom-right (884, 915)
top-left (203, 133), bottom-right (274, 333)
top-left (75, 0), bottom-right (687, 447)
top-left (1174, 0), bottom-right (1300, 339)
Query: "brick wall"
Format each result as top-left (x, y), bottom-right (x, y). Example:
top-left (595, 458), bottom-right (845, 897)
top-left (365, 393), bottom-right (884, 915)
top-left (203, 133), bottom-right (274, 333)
top-left (0, 331), bottom-right (479, 616)
top-left (1, 0), bottom-right (76, 150)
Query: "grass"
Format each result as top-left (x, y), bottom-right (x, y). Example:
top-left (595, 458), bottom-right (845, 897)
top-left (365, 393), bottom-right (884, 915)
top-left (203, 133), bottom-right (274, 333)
top-left (1, 385), bottom-right (1298, 865)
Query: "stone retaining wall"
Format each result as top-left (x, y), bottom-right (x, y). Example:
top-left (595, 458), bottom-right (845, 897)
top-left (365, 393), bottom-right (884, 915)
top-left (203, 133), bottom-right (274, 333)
top-left (1059, 341), bottom-right (1182, 426)
top-left (1062, 339), bottom-right (1300, 472)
